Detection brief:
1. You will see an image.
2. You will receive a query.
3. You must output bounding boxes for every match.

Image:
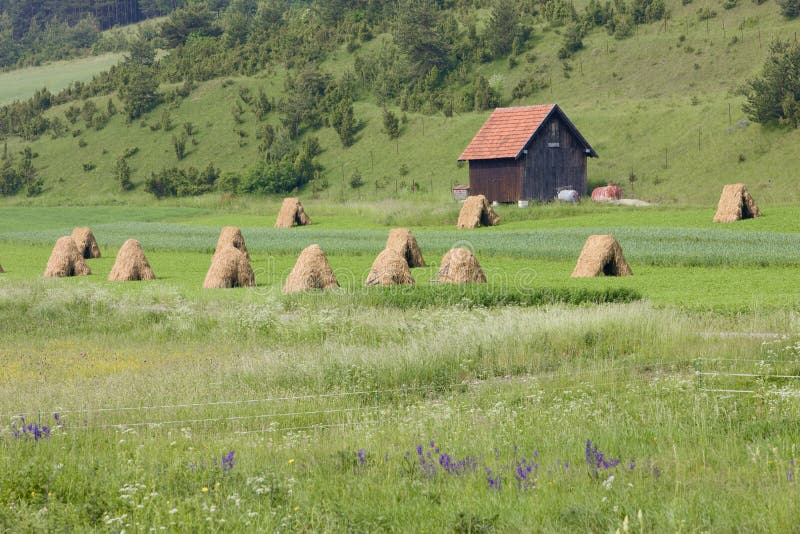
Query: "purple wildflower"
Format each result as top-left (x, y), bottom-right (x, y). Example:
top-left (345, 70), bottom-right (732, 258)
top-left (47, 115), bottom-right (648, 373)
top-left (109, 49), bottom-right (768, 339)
top-left (416, 445), bottom-right (423, 456)
top-left (357, 449), bottom-right (367, 466)
top-left (628, 460), bottom-right (635, 471)
top-left (222, 450), bottom-right (235, 472)
top-left (585, 440), bottom-right (620, 477)
top-left (787, 468), bottom-right (794, 482)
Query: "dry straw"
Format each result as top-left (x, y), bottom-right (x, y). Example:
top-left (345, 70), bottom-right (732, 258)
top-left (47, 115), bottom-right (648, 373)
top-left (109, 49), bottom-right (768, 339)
top-left (70, 227), bottom-right (101, 259)
top-left (108, 239), bottom-right (156, 281)
top-left (437, 247), bottom-right (487, 284)
top-left (275, 197), bottom-right (312, 228)
top-left (385, 228), bottom-right (425, 267)
top-left (214, 226), bottom-right (250, 259)
top-left (571, 235), bottom-right (632, 278)
top-left (457, 195), bottom-right (500, 229)
top-left (713, 183), bottom-right (762, 223)
top-left (44, 236), bottom-right (91, 277)
top-left (203, 246), bottom-right (255, 288)
top-left (283, 244), bottom-right (339, 293)
top-left (365, 249), bottom-right (415, 286)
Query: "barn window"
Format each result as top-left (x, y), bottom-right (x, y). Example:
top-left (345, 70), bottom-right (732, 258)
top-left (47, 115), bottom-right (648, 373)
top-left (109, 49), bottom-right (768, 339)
top-left (549, 120), bottom-right (559, 139)
top-left (547, 119), bottom-right (561, 147)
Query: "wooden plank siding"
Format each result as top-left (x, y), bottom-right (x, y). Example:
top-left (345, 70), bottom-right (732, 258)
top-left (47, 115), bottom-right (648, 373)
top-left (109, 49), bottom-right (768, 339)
top-left (468, 158), bottom-right (522, 203)
top-left (522, 114), bottom-right (587, 201)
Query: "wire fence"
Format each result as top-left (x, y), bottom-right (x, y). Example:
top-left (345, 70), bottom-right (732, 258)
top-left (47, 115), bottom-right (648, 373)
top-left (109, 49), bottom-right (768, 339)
top-left (695, 356), bottom-right (800, 395)
top-left (4, 357), bottom-right (799, 436)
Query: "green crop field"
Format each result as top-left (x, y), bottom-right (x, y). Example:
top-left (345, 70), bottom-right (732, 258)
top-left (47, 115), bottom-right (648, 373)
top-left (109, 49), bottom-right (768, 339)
top-left (2, 203), bottom-right (800, 530)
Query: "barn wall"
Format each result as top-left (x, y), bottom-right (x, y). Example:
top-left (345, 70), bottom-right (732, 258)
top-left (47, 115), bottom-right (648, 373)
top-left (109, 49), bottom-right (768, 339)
top-left (522, 114), bottom-right (588, 202)
top-left (468, 159), bottom-right (522, 203)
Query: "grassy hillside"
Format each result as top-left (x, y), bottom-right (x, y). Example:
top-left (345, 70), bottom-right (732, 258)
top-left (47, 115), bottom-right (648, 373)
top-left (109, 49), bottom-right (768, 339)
top-left (3, 0), bottom-right (800, 206)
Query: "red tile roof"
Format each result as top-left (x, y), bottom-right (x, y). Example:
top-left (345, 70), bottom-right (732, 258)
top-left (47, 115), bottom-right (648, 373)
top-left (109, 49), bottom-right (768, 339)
top-left (459, 105), bottom-right (555, 161)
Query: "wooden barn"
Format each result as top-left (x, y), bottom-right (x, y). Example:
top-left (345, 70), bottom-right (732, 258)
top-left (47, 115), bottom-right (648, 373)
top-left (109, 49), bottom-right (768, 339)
top-left (458, 105), bottom-right (598, 203)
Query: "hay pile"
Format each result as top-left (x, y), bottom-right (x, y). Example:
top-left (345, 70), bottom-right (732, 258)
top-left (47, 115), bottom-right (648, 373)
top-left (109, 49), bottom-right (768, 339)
top-left (571, 235), bottom-right (633, 278)
top-left (44, 236), bottom-right (91, 277)
top-left (108, 239), bottom-right (156, 281)
top-left (437, 248), bottom-right (487, 284)
top-left (713, 183), bottom-right (762, 223)
top-left (457, 195), bottom-right (500, 229)
top-left (275, 197), bottom-right (312, 228)
top-left (365, 249), bottom-right (415, 286)
top-left (71, 227), bottom-right (101, 258)
top-left (283, 244), bottom-right (338, 293)
top-left (214, 226), bottom-right (249, 259)
top-left (203, 246), bottom-right (255, 288)
top-left (385, 228), bottom-right (425, 267)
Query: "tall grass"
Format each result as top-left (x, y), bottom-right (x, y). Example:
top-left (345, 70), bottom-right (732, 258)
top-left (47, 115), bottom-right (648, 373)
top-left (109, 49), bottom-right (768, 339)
top-left (1, 282), bottom-right (798, 531)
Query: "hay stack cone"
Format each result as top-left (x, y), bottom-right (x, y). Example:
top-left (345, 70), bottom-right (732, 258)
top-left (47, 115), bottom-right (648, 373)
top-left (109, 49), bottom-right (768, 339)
top-left (457, 195), bottom-right (500, 229)
top-left (437, 248), bottom-right (487, 284)
top-left (365, 249), bottom-right (415, 286)
top-left (283, 244), bottom-right (339, 293)
top-left (203, 246), bottom-right (255, 288)
top-left (44, 236), bottom-right (91, 277)
top-left (275, 197), bottom-right (312, 228)
top-left (571, 235), bottom-right (633, 278)
top-left (385, 228), bottom-right (425, 267)
top-left (214, 226), bottom-right (249, 259)
top-left (713, 183), bottom-right (762, 223)
top-left (71, 227), bottom-right (101, 258)
top-left (108, 239), bottom-right (156, 281)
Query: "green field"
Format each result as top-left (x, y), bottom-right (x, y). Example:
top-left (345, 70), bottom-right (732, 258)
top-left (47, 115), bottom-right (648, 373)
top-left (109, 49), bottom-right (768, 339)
top-left (1, 203), bottom-right (800, 531)
top-left (0, 53), bottom-right (123, 106)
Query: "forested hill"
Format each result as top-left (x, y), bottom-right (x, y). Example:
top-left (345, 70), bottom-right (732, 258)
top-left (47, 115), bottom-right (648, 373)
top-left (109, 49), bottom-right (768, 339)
top-left (2, 0), bottom-right (800, 204)
top-left (0, 0), bottom-right (182, 68)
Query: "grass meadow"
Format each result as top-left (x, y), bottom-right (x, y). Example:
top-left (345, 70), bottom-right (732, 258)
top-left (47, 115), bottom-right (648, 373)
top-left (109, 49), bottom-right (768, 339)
top-left (1, 201), bottom-right (800, 531)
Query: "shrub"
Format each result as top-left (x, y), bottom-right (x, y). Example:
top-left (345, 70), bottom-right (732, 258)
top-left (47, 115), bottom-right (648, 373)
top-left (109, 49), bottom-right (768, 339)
top-left (115, 156), bottom-right (133, 191)
top-left (778, 0), bottom-right (800, 17)
top-left (146, 163), bottom-right (219, 198)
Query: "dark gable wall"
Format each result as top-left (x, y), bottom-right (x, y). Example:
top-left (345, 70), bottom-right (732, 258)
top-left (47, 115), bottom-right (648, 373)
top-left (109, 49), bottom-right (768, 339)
top-left (522, 113), bottom-right (587, 201)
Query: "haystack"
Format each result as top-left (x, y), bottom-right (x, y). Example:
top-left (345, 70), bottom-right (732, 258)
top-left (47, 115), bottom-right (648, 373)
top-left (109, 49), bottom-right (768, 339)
top-left (283, 244), bottom-right (339, 293)
top-left (436, 247), bottom-right (487, 284)
top-left (202, 245), bottom-right (255, 288)
top-left (571, 235), bottom-right (632, 278)
top-left (213, 226), bottom-right (249, 259)
top-left (44, 236), bottom-right (91, 277)
top-left (385, 228), bottom-right (425, 267)
top-left (108, 239), bottom-right (156, 281)
top-left (456, 195), bottom-right (500, 229)
top-left (70, 227), bottom-right (101, 259)
top-left (713, 183), bottom-right (762, 223)
top-left (275, 197), bottom-right (312, 228)
top-left (365, 249), bottom-right (415, 286)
